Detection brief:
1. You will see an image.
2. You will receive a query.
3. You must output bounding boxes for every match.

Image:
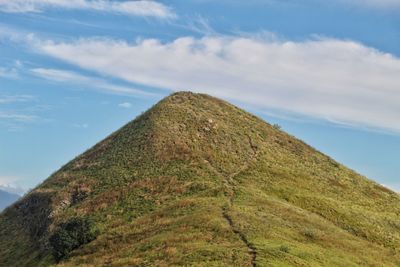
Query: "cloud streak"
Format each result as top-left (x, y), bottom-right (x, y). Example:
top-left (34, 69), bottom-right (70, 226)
top-left (0, 67), bottom-right (19, 79)
top-left (0, 0), bottom-right (175, 18)
top-left (340, 0), bottom-right (400, 8)
top-left (0, 95), bottom-right (34, 104)
top-left (31, 68), bottom-right (158, 97)
top-left (0, 113), bottom-right (38, 123)
top-left (119, 102), bottom-right (132, 108)
top-left (0, 93), bottom-right (41, 131)
top-left (33, 35), bottom-right (400, 133)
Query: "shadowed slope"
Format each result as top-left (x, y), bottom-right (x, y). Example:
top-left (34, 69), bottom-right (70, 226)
top-left (1, 92), bottom-right (399, 266)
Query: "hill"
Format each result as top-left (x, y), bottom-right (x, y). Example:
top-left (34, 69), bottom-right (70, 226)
top-left (1, 92), bottom-right (399, 266)
top-left (0, 190), bottom-right (19, 211)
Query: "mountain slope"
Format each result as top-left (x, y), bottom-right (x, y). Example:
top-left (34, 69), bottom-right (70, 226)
top-left (0, 190), bottom-right (19, 211)
top-left (1, 92), bottom-right (399, 266)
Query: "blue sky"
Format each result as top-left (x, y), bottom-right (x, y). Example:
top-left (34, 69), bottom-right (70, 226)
top-left (0, 0), bottom-right (399, 193)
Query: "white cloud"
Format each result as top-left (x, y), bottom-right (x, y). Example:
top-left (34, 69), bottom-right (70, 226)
top-left (34, 36), bottom-right (400, 133)
top-left (0, 176), bottom-right (25, 195)
top-left (0, 184), bottom-right (25, 195)
top-left (31, 68), bottom-right (157, 97)
top-left (0, 0), bottom-right (175, 18)
top-left (0, 176), bottom-right (18, 185)
top-left (119, 102), bottom-right (132, 108)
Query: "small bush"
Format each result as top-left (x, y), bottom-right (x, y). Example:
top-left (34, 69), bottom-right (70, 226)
top-left (273, 124), bottom-right (282, 130)
top-left (303, 229), bottom-right (317, 240)
top-left (279, 245), bottom-right (290, 253)
top-left (49, 217), bottom-right (98, 261)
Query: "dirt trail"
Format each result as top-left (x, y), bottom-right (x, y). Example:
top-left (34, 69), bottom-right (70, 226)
top-left (218, 135), bottom-right (259, 267)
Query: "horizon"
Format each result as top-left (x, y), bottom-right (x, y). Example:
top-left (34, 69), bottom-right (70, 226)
top-left (0, 0), bottom-right (399, 193)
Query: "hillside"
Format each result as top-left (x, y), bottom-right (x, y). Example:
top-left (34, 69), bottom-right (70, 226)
top-left (0, 92), bottom-right (399, 266)
top-left (0, 190), bottom-right (19, 211)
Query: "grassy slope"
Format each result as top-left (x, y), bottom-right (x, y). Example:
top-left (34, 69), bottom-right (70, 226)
top-left (0, 92), bottom-right (399, 266)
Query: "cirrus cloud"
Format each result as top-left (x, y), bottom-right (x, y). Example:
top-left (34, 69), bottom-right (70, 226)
top-left (0, 113), bottom-right (38, 123)
top-left (0, 95), bottom-right (34, 104)
top-left (118, 102), bottom-right (132, 108)
top-left (31, 68), bottom-right (158, 97)
top-left (342, 0), bottom-right (400, 8)
top-left (0, 0), bottom-right (175, 18)
top-left (0, 67), bottom-right (19, 79)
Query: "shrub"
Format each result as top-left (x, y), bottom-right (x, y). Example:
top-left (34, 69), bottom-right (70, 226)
top-left (279, 245), bottom-right (290, 253)
top-left (49, 217), bottom-right (98, 261)
top-left (273, 124), bottom-right (282, 130)
top-left (303, 229), bottom-right (317, 240)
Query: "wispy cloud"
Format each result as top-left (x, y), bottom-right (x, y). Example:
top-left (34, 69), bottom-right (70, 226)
top-left (0, 93), bottom-right (41, 130)
top-left (73, 123), bottom-right (89, 129)
top-left (0, 95), bottom-right (34, 104)
top-left (179, 15), bottom-right (217, 36)
top-left (0, 113), bottom-right (38, 123)
top-left (0, 0), bottom-right (176, 18)
top-left (0, 24), bottom-right (32, 43)
top-left (0, 60), bottom-right (26, 80)
top-left (31, 68), bottom-right (158, 97)
top-left (336, 0), bottom-right (400, 8)
top-left (0, 67), bottom-right (19, 79)
top-left (118, 102), bottom-right (132, 108)
top-left (33, 35), bottom-right (400, 133)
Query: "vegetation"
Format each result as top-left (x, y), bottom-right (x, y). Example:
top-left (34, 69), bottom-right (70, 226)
top-left (0, 92), bottom-right (399, 266)
top-left (49, 217), bottom-right (98, 261)
top-left (273, 123), bottom-right (282, 130)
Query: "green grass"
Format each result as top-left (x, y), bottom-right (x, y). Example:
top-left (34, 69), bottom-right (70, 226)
top-left (1, 92), bottom-right (399, 266)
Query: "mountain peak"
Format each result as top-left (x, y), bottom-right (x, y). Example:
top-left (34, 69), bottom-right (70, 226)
top-left (1, 92), bottom-right (399, 266)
